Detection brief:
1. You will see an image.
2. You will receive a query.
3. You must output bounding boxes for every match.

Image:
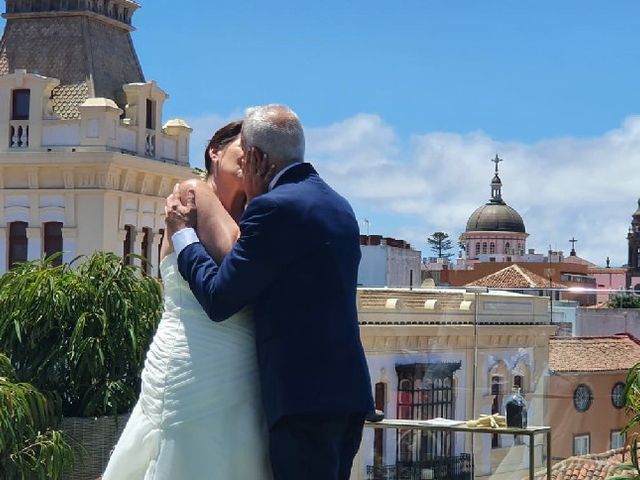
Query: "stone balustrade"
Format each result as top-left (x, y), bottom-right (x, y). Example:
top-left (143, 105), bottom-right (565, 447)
top-left (6, 110), bottom-right (190, 166)
top-left (9, 120), bottom-right (29, 148)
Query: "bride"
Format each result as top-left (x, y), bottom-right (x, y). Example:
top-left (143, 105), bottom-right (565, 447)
top-left (103, 120), bottom-right (273, 479)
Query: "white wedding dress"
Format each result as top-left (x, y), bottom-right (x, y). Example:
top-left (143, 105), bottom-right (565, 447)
top-left (103, 253), bottom-right (272, 480)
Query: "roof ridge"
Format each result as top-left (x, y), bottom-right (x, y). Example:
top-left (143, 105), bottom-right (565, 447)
top-left (551, 334), bottom-right (632, 341)
top-left (513, 264), bottom-right (536, 288)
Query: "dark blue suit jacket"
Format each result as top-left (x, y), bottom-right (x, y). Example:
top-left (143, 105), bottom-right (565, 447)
top-left (177, 162), bottom-right (374, 427)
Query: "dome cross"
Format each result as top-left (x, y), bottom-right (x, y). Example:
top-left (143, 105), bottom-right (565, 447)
top-left (492, 154), bottom-right (503, 174)
top-left (569, 237), bottom-right (578, 256)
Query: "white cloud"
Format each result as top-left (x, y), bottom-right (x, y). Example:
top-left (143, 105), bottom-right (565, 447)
top-left (305, 115), bottom-right (640, 266)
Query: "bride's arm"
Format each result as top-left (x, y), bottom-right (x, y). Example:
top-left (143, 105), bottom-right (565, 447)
top-left (176, 179), bottom-right (239, 264)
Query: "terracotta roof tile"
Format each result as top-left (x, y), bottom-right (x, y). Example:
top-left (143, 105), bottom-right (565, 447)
top-left (530, 447), bottom-right (630, 479)
top-left (549, 334), bottom-right (640, 372)
top-left (466, 264), bottom-right (566, 290)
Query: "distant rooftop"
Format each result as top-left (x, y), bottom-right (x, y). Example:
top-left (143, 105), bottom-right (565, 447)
top-left (531, 447), bottom-right (629, 480)
top-left (549, 334), bottom-right (640, 373)
top-left (466, 264), bottom-right (566, 290)
top-left (360, 235), bottom-right (414, 250)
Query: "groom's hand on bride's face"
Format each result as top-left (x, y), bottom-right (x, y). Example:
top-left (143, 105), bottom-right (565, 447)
top-left (165, 184), bottom-right (197, 236)
top-left (243, 147), bottom-right (276, 202)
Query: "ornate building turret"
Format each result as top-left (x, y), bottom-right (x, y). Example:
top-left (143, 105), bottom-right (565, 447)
top-left (0, 0), bottom-right (144, 118)
top-left (626, 199), bottom-right (640, 289)
top-left (0, 1), bottom-right (192, 277)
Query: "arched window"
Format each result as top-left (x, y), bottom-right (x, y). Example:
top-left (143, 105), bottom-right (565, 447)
top-left (8, 221), bottom-right (28, 268)
top-left (43, 222), bottom-right (63, 266)
top-left (505, 242), bottom-right (511, 254)
top-left (482, 242), bottom-right (488, 254)
top-left (123, 225), bottom-right (134, 265)
top-left (517, 243), bottom-right (522, 255)
top-left (489, 242), bottom-right (495, 254)
top-left (475, 242), bottom-right (480, 255)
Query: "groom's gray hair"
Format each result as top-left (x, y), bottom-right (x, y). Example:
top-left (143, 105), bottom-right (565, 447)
top-left (242, 104), bottom-right (305, 165)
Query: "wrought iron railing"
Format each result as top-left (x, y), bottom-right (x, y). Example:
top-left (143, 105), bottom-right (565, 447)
top-left (366, 454), bottom-right (472, 480)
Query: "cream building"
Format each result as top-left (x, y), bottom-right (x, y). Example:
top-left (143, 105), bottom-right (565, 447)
top-left (0, 0), bottom-right (192, 276)
top-left (352, 287), bottom-right (556, 480)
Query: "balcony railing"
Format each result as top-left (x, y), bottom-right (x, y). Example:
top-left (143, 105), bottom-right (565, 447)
top-left (9, 120), bottom-right (29, 148)
top-left (366, 455), bottom-right (472, 480)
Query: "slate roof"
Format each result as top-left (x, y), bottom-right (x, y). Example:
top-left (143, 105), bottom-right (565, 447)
top-left (0, 13), bottom-right (144, 119)
top-left (466, 264), bottom-right (566, 290)
top-left (51, 82), bottom-right (90, 119)
top-left (549, 335), bottom-right (640, 373)
top-left (530, 447), bottom-right (630, 480)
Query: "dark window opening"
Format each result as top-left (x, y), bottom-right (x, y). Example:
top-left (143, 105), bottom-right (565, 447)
top-left (43, 222), bottom-right (63, 266)
top-left (12, 89), bottom-right (30, 120)
top-left (123, 225), bottom-right (134, 265)
top-left (8, 221), bottom-right (28, 268)
top-left (146, 99), bottom-right (155, 130)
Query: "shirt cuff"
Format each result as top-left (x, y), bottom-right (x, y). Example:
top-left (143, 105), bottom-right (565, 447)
top-left (172, 228), bottom-right (200, 256)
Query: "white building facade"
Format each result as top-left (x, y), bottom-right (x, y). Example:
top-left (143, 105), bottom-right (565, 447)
top-left (0, 1), bottom-right (192, 276)
top-left (352, 288), bottom-right (556, 480)
top-left (358, 235), bottom-right (422, 288)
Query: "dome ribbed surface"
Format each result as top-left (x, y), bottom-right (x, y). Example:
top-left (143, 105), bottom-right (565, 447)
top-left (466, 202), bottom-right (526, 233)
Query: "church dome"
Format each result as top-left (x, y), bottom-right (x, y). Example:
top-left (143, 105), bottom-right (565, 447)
top-left (465, 154), bottom-right (526, 234)
top-left (466, 203), bottom-right (526, 233)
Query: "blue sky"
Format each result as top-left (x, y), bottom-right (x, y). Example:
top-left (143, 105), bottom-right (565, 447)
top-left (4, 1), bottom-right (640, 265)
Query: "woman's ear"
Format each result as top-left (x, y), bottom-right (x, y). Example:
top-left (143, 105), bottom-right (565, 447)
top-left (208, 147), bottom-right (220, 176)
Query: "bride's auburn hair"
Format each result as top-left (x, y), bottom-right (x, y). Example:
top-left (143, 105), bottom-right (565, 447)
top-left (204, 120), bottom-right (243, 176)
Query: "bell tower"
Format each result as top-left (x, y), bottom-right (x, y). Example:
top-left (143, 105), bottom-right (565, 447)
top-left (627, 199), bottom-right (640, 289)
top-left (0, 0), bottom-right (144, 118)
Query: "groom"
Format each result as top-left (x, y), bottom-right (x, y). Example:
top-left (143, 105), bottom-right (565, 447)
top-left (165, 104), bottom-right (374, 480)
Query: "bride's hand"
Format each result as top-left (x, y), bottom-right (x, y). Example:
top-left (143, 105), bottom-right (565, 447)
top-left (165, 183), bottom-right (197, 236)
top-left (243, 147), bottom-right (276, 203)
